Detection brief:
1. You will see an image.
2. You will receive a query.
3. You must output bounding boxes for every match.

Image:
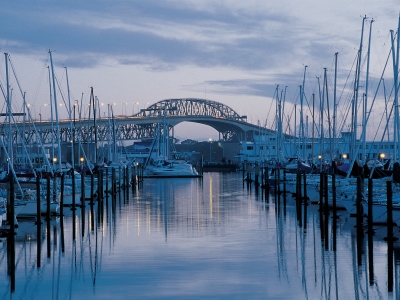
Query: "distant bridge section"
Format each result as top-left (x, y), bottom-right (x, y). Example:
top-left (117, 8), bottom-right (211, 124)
top-left (3, 98), bottom-right (277, 144)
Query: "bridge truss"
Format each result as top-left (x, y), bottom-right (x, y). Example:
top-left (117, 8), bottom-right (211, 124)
top-left (1, 98), bottom-right (275, 145)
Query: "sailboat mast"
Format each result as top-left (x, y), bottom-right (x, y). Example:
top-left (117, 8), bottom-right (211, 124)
top-left (396, 15), bottom-right (400, 162)
top-left (362, 19), bottom-right (374, 164)
top-left (353, 16), bottom-right (367, 163)
top-left (312, 93), bottom-right (315, 165)
top-left (391, 28), bottom-right (398, 163)
top-left (324, 68), bottom-right (333, 162)
top-left (47, 66), bottom-right (55, 169)
top-left (107, 104), bottom-right (112, 161)
top-left (333, 52), bottom-right (338, 160)
top-left (300, 65), bottom-right (307, 161)
top-left (4, 53), bottom-right (12, 167)
top-left (49, 50), bottom-right (62, 171)
top-left (317, 76), bottom-right (323, 172)
top-left (91, 87), bottom-right (97, 164)
top-left (65, 67), bottom-right (75, 169)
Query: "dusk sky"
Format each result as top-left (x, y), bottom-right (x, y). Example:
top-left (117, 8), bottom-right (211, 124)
top-left (0, 1), bottom-right (399, 141)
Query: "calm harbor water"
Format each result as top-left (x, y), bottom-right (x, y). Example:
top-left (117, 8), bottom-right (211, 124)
top-left (1, 172), bottom-right (400, 299)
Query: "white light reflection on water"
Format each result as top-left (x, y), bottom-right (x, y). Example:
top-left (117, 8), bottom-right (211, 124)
top-left (0, 172), bottom-right (400, 299)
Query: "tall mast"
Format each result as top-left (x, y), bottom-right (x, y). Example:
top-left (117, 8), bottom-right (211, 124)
top-left (312, 93), bottom-right (315, 165)
top-left (91, 87), bottom-right (97, 164)
top-left (317, 76), bottom-right (323, 172)
top-left (324, 68), bottom-right (333, 162)
top-left (354, 16), bottom-right (367, 162)
top-left (107, 104), bottom-right (112, 161)
top-left (276, 85), bottom-right (282, 163)
top-left (300, 65), bottom-right (307, 161)
top-left (294, 104), bottom-right (297, 157)
top-left (4, 53), bottom-right (12, 166)
top-left (391, 26), bottom-right (399, 163)
top-left (65, 67), bottom-right (75, 169)
top-left (49, 50), bottom-right (62, 171)
top-left (333, 52), bottom-right (338, 159)
top-left (397, 15), bottom-right (400, 161)
top-left (362, 19), bottom-right (374, 164)
top-left (395, 15), bottom-right (400, 162)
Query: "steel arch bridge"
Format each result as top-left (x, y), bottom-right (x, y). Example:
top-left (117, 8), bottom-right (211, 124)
top-left (3, 98), bottom-right (276, 144)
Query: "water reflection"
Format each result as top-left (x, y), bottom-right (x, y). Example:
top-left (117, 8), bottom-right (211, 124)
top-left (1, 173), bottom-right (400, 298)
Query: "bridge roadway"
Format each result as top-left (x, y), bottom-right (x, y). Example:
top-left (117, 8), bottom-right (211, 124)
top-left (0, 98), bottom-right (277, 144)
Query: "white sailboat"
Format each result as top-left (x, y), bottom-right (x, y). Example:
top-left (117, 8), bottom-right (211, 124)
top-left (143, 107), bottom-right (199, 178)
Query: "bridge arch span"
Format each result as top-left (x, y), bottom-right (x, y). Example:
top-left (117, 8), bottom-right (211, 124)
top-left (140, 98), bottom-right (247, 121)
top-left (138, 98), bottom-right (250, 141)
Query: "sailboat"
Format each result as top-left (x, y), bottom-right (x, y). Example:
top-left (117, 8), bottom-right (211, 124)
top-left (143, 109), bottom-right (200, 178)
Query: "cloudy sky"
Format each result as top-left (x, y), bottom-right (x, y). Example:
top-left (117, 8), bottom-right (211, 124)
top-left (0, 1), bottom-right (399, 141)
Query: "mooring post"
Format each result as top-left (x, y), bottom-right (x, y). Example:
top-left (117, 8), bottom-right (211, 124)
top-left (324, 172), bottom-right (329, 215)
top-left (126, 166), bottom-right (130, 189)
top-left (81, 171), bottom-right (85, 206)
top-left (97, 171), bottom-right (102, 201)
top-left (106, 167), bottom-right (109, 202)
top-left (81, 188), bottom-right (85, 238)
top-left (384, 180), bottom-right (396, 292)
top-left (118, 166), bottom-right (122, 191)
top-left (90, 173), bottom-right (94, 205)
top-left (367, 178), bottom-right (374, 234)
top-left (277, 168), bottom-right (281, 197)
top-left (36, 176), bottom-right (41, 224)
top-left (46, 179), bottom-right (51, 221)
top-left (332, 167), bottom-right (337, 217)
top-left (303, 171), bottom-right (307, 230)
top-left (297, 171), bottom-right (302, 227)
top-left (112, 167), bottom-right (116, 199)
top-left (384, 180), bottom-right (398, 242)
top-left (319, 172), bottom-right (324, 212)
top-left (60, 173), bottom-right (64, 214)
top-left (8, 177), bottom-right (15, 236)
top-left (71, 168), bottom-right (76, 209)
top-left (59, 173), bottom-right (65, 250)
top-left (7, 178), bottom-right (15, 291)
top-left (52, 175), bottom-right (57, 203)
top-left (324, 172), bottom-right (329, 250)
top-left (46, 177), bottom-right (51, 214)
top-left (331, 170), bottom-right (337, 251)
top-left (261, 167), bottom-right (264, 188)
top-left (356, 177), bottom-right (363, 230)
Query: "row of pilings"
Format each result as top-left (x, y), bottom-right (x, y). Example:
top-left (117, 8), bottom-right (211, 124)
top-left (244, 165), bottom-right (399, 293)
top-left (4, 163), bottom-right (144, 293)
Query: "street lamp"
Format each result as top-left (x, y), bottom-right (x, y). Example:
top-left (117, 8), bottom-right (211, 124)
top-left (132, 102), bottom-right (139, 115)
top-left (27, 103), bottom-right (36, 119)
top-left (53, 157), bottom-right (58, 171)
top-left (80, 157), bottom-right (84, 172)
top-left (39, 103), bottom-right (48, 121)
top-left (318, 155), bottom-right (322, 172)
